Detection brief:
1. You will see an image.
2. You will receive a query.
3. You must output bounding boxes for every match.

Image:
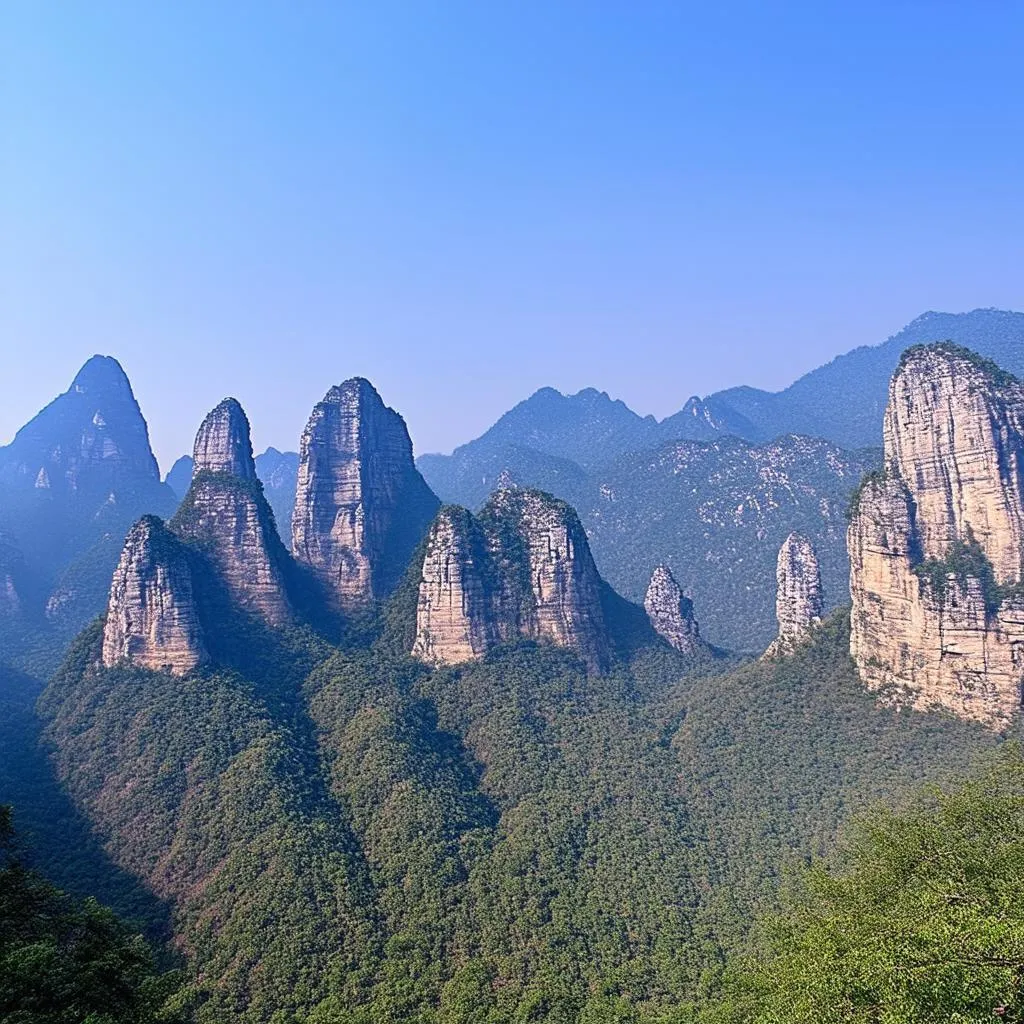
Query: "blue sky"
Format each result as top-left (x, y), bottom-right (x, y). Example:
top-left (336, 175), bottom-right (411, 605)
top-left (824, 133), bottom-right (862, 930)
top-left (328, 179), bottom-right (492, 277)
top-left (3, 2), bottom-right (1023, 470)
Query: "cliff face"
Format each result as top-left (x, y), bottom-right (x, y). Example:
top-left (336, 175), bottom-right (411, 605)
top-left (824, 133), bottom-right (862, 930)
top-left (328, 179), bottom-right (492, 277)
top-left (849, 344), bottom-right (1024, 728)
top-left (101, 516), bottom-right (206, 675)
top-left (411, 506), bottom-right (498, 665)
top-left (764, 533), bottom-right (823, 657)
top-left (292, 379), bottom-right (439, 612)
top-left (412, 489), bottom-right (609, 671)
top-left (172, 399), bottom-right (292, 626)
top-left (644, 565), bottom-right (703, 654)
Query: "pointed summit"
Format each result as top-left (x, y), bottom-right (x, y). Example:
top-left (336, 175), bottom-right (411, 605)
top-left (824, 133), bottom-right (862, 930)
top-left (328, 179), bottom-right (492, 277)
top-left (192, 398), bottom-right (257, 480)
top-left (644, 565), bottom-right (703, 655)
top-left (172, 398), bottom-right (292, 626)
top-left (292, 378), bottom-right (439, 612)
top-left (70, 354), bottom-right (135, 397)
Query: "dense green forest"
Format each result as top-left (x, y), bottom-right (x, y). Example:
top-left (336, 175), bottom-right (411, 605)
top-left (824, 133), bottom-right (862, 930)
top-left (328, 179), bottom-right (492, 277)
top-left (22, 595), bottom-right (1015, 1023)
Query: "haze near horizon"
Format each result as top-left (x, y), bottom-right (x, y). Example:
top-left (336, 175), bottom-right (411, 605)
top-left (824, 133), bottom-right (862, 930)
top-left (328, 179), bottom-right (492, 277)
top-left (3, 3), bottom-right (1023, 469)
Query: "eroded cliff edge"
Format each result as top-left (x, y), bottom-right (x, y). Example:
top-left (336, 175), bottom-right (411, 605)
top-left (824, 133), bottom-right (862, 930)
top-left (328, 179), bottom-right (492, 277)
top-left (849, 343), bottom-right (1024, 728)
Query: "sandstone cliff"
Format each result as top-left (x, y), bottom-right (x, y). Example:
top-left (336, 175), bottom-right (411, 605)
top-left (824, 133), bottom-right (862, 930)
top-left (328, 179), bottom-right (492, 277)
top-left (172, 399), bottom-right (292, 626)
top-left (292, 378), bottom-right (439, 612)
top-left (764, 533), bottom-right (823, 657)
top-left (412, 488), bottom-right (609, 671)
top-left (644, 565), bottom-right (703, 654)
top-left (102, 516), bottom-right (207, 675)
top-left (849, 343), bottom-right (1024, 728)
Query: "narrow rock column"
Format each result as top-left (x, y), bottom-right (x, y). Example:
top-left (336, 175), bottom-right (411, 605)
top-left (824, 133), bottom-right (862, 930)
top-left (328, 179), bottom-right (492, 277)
top-left (644, 565), bottom-right (703, 654)
top-left (764, 532), bottom-right (822, 657)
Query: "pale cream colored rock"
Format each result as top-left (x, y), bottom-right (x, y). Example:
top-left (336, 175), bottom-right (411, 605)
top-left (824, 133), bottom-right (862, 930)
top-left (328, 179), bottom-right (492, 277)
top-left (174, 398), bottom-right (292, 626)
top-left (644, 565), bottom-right (704, 654)
top-left (764, 533), bottom-right (822, 657)
top-left (292, 378), bottom-right (438, 612)
top-left (412, 507), bottom-right (497, 665)
top-left (850, 345), bottom-right (1024, 729)
top-left (102, 517), bottom-right (206, 675)
top-left (412, 489), bottom-right (609, 672)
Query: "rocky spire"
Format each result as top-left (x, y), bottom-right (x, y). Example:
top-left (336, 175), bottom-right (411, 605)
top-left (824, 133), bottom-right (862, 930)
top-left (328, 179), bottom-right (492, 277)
top-left (411, 507), bottom-right (498, 665)
top-left (412, 488), bottom-right (610, 672)
top-left (292, 378), bottom-right (439, 612)
top-left (850, 343), bottom-right (1024, 728)
top-left (644, 565), bottom-right (703, 654)
top-left (764, 532), bottom-right (822, 657)
top-left (172, 398), bottom-right (292, 626)
top-left (192, 398), bottom-right (257, 479)
top-left (102, 516), bottom-right (207, 675)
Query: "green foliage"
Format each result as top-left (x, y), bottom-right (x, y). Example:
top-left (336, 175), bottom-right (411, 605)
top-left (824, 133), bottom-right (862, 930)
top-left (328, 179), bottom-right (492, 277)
top-left (701, 745), bottom-right (1024, 1023)
top-left (900, 340), bottom-right (1022, 388)
top-left (33, 598), bottom-right (1013, 1022)
top-left (910, 536), bottom-right (1024, 614)
top-left (0, 806), bottom-right (181, 1024)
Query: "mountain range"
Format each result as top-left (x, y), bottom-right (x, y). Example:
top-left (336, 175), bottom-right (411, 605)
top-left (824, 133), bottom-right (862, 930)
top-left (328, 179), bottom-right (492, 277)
top-left (5, 321), bottom-right (1024, 1021)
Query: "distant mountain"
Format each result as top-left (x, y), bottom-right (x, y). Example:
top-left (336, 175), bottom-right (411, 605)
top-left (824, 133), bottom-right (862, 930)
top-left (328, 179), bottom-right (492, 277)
top-left (0, 356), bottom-right (177, 668)
top-left (420, 310), bottom-right (1024, 483)
top-left (702, 309), bottom-right (1024, 448)
top-left (165, 445), bottom-right (299, 544)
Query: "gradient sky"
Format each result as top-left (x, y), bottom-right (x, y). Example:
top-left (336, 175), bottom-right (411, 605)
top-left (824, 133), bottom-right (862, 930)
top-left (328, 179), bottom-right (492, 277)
top-left (3, 2), bottom-right (1023, 471)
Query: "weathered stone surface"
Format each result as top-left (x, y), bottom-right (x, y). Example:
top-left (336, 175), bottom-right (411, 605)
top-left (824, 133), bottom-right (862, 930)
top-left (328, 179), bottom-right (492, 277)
top-left (172, 399), bottom-right (292, 626)
top-left (102, 516), bottom-right (206, 675)
top-left (883, 345), bottom-right (1024, 582)
top-left (412, 488), bottom-right (609, 671)
top-left (192, 399), bottom-right (257, 480)
top-left (644, 565), bottom-right (703, 654)
top-left (850, 344), bottom-right (1024, 728)
top-left (764, 533), bottom-right (823, 657)
top-left (292, 378), bottom-right (439, 612)
top-left (411, 507), bottom-right (498, 665)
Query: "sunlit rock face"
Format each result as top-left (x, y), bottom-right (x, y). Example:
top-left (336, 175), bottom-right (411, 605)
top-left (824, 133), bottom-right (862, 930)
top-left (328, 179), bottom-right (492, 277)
top-left (412, 488), bottom-right (609, 672)
top-left (644, 565), bottom-right (704, 655)
top-left (850, 344), bottom-right (1024, 729)
top-left (102, 516), bottom-right (207, 675)
top-left (764, 533), bottom-right (823, 658)
top-left (172, 398), bottom-right (292, 627)
top-left (292, 378), bottom-right (439, 613)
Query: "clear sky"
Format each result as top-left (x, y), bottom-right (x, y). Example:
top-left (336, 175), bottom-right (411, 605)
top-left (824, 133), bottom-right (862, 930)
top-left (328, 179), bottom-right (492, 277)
top-left (3, 2), bottom-right (1023, 471)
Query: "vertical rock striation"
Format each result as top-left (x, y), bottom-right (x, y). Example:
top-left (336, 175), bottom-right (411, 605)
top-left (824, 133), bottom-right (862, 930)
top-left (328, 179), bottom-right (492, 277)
top-left (764, 533), bottom-right (823, 657)
top-left (172, 399), bottom-right (292, 626)
top-left (411, 506), bottom-right (498, 665)
top-left (412, 488), bottom-right (609, 671)
top-left (292, 378), bottom-right (439, 612)
top-left (644, 565), bottom-right (704, 654)
top-left (850, 344), bottom-right (1024, 728)
top-left (102, 516), bottom-right (206, 675)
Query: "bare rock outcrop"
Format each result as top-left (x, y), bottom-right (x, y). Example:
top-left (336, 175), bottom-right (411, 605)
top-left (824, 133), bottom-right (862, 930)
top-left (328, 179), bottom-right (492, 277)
top-left (850, 344), bottom-right (1024, 728)
top-left (644, 565), bottom-right (704, 654)
top-left (172, 399), bottom-right (292, 626)
top-left (411, 506), bottom-right (498, 665)
top-left (764, 533), bottom-right (823, 657)
top-left (292, 378), bottom-right (439, 612)
top-left (102, 516), bottom-right (206, 675)
top-left (412, 488), bottom-right (609, 671)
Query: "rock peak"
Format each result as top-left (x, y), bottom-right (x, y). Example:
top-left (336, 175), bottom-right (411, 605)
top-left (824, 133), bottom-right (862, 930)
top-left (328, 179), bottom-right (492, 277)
top-left (764, 532), bottom-right (822, 657)
top-left (413, 488), bottom-right (609, 672)
top-left (292, 379), bottom-right (439, 612)
top-left (192, 398), bottom-right (256, 480)
top-left (850, 342), bottom-right (1024, 728)
top-left (70, 355), bottom-right (133, 396)
top-left (644, 565), bottom-right (703, 654)
top-left (102, 516), bottom-right (207, 675)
